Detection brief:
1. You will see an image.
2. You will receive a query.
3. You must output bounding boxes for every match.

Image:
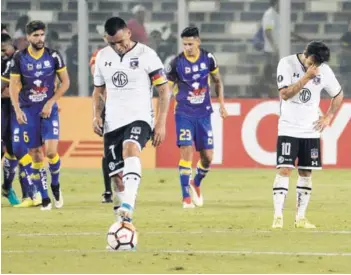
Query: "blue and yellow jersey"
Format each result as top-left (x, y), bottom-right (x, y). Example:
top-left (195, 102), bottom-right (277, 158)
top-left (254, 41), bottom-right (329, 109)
top-left (10, 46), bottom-right (66, 108)
top-left (166, 48), bottom-right (219, 117)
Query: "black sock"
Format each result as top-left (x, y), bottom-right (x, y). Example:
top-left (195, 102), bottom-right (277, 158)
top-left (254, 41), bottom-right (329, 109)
top-left (102, 157), bottom-right (112, 193)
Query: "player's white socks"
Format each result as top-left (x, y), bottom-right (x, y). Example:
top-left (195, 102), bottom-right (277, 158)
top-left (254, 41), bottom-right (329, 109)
top-left (296, 176), bottom-right (312, 219)
top-left (273, 174), bottom-right (289, 218)
top-left (115, 191), bottom-right (125, 205)
top-left (121, 156), bottom-right (141, 211)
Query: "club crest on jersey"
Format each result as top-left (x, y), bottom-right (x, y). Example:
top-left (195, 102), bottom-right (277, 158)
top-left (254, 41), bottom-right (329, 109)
top-left (185, 67), bottom-right (191, 74)
top-left (311, 148), bottom-right (319, 159)
top-left (299, 88), bottom-right (311, 103)
top-left (129, 58), bottom-right (139, 69)
top-left (27, 64), bottom-right (33, 71)
top-left (313, 75), bottom-right (321, 85)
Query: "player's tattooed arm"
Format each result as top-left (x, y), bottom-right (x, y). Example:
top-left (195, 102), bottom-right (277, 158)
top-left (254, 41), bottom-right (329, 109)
top-left (153, 82), bottom-right (171, 146)
top-left (92, 86), bottom-right (105, 136)
top-left (211, 70), bottom-right (228, 118)
top-left (314, 90), bottom-right (344, 132)
top-left (280, 65), bottom-right (318, 100)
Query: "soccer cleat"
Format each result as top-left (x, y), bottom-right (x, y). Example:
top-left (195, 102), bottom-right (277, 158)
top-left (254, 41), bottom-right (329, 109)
top-left (102, 191), bottom-right (113, 203)
top-left (40, 198), bottom-right (52, 211)
top-left (53, 190), bottom-right (64, 209)
top-left (13, 198), bottom-right (34, 208)
top-left (182, 197), bottom-right (195, 209)
top-left (117, 203), bottom-right (133, 220)
top-left (294, 218), bottom-right (316, 229)
top-left (2, 187), bottom-right (20, 205)
top-left (189, 180), bottom-right (203, 207)
top-left (272, 216), bottom-right (283, 229)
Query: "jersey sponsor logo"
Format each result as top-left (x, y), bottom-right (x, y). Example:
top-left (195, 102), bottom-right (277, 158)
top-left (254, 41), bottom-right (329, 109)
top-left (30, 79), bottom-right (48, 102)
top-left (27, 64), bottom-right (34, 71)
top-left (34, 71), bottom-right (44, 77)
top-left (187, 81), bottom-right (207, 104)
top-left (299, 88), bottom-right (311, 103)
top-left (277, 75), bottom-right (283, 82)
top-left (129, 58), bottom-right (139, 69)
top-left (278, 156), bottom-right (285, 163)
top-left (112, 71), bottom-right (128, 87)
top-left (192, 73), bottom-right (201, 80)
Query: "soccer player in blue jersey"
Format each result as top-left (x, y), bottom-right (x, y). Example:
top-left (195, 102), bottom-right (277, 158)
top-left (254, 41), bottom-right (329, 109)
top-left (1, 33), bottom-right (39, 206)
top-left (166, 27), bottom-right (228, 208)
top-left (9, 21), bottom-right (70, 210)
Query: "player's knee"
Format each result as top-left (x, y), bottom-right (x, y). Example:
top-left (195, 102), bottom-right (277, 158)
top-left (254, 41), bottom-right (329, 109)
top-left (200, 150), bottom-right (213, 168)
top-left (278, 167), bottom-right (292, 177)
top-left (123, 141), bottom-right (140, 158)
top-left (46, 150), bottom-right (57, 159)
top-left (298, 169), bottom-right (312, 177)
top-left (112, 175), bottom-right (124, 192)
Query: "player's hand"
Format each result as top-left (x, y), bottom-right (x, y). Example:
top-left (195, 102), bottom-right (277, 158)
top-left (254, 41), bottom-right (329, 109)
top-left (15, 109), bottom-right (27, 125)
top-left (305, 65), bottom-right (319, 79)
top-left (313, 115), bottom-right (331, 132)
top-left (41, 101), bottom-right (54, 118)
top-left (219, 104), bottom-right (228, 119)
top-left (152, 121), bottom-right (166, 147)
top-left (93, 116), bottom-right (103, 136)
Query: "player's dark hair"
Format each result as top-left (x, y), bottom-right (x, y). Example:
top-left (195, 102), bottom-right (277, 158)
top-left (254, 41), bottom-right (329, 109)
top-left (26, 20), bottom-right (46, 35)
top-left (104, 17), bottom-right (127, 36)
top-left (181, 26), bottom-right (199, 38)
top-left (304, 41), bottom-right (330, 65)
top-left (1, 33), bottom-right (12, 43)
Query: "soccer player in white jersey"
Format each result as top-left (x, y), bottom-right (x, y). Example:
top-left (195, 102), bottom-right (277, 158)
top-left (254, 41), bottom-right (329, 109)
top-left (272, 41), bottom-right (344, 229)
top-left (92, 17), bottom-right (171, 223)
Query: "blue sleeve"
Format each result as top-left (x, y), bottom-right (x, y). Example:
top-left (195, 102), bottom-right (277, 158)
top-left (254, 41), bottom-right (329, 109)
top-left (207, 52), bottom-right (218, 73)
top-left (10, 51), bottom-right (22, 76)
top-left (166, 57), bottom-right (178, 83)
top-left (52, 50), bottom-right (66, 71)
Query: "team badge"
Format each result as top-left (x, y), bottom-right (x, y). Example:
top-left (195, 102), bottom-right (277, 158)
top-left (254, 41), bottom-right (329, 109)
top-left (313, 75), bottom-right (321, 85)
top-left (299, 88), bottom-right (311, 103)
top-left (311, 148), bottom-right (319, 159)
top-left (185, 67), bottom-right (191, 74)
top-left (27, 64), bottom-right (33, 70)
top-left (129, 58), bottom-right (139, 69)
top-left (278, 156), bottom-right (285, 164)
top-left (192, 65), bottom-right (199, 72)
top-left (36, 63), bottom-right (42, 69)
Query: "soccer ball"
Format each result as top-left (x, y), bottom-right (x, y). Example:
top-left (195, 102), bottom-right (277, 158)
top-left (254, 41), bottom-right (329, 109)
top-left (107, 221), bottom-right (138, 250)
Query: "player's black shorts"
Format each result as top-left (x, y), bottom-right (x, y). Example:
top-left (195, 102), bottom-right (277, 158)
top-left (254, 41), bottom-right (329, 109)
top-left (276, 136), bottom-right (322, 170)
top-left (103, 121), bottom-right (152, 177)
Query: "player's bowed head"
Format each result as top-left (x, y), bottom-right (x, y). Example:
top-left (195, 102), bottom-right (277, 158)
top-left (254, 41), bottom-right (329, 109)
top-left (104, 17), bottom-right (133, 56)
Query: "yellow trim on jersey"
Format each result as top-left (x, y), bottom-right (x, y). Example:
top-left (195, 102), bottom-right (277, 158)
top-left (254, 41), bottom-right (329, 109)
top-left (184, 50), bottom-right (200, 63)
top-left (168, 80), bottom-right (174, 87)
top-left (210, 67), bottom-right (219, 75)
top-left (4, 152), bottom-right (17, 160)
top-left (179, 159), bottom-right (192, 168)
top-left (1, 76), bottom-right (10, 82)
top-left (32, 161), bottom-right (44, 169)
top-left (10, 73), bottom-right (20, 77)
top-left (28, 45), bottom-right (44, 60)
top-left (56, 66), bottom-right (67, 73)
top-left (19, 154), bottom-right (32, 166)
top-left (265, 26), bottom-right (273, 31)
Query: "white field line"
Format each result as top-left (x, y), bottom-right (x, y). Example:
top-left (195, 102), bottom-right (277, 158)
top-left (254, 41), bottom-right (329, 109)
top-left (1, 249), bottom-right (351, 257)
top-left (2, 229), bottom-right (351, 237)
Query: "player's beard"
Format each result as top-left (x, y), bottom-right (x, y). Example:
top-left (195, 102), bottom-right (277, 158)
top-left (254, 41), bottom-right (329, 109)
top-left (31, 42), bottom-right (45, 50)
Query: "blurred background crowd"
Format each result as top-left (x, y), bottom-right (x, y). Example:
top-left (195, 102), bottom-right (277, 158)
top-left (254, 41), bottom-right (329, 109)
top-left (1, 0), bottom-right (350, 98)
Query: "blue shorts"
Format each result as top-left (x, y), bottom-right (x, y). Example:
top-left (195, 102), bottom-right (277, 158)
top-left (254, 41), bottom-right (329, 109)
top-left (175, 114), bottom-right (214, 151)
top-left (19, 104), bottom-right (60, 149)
